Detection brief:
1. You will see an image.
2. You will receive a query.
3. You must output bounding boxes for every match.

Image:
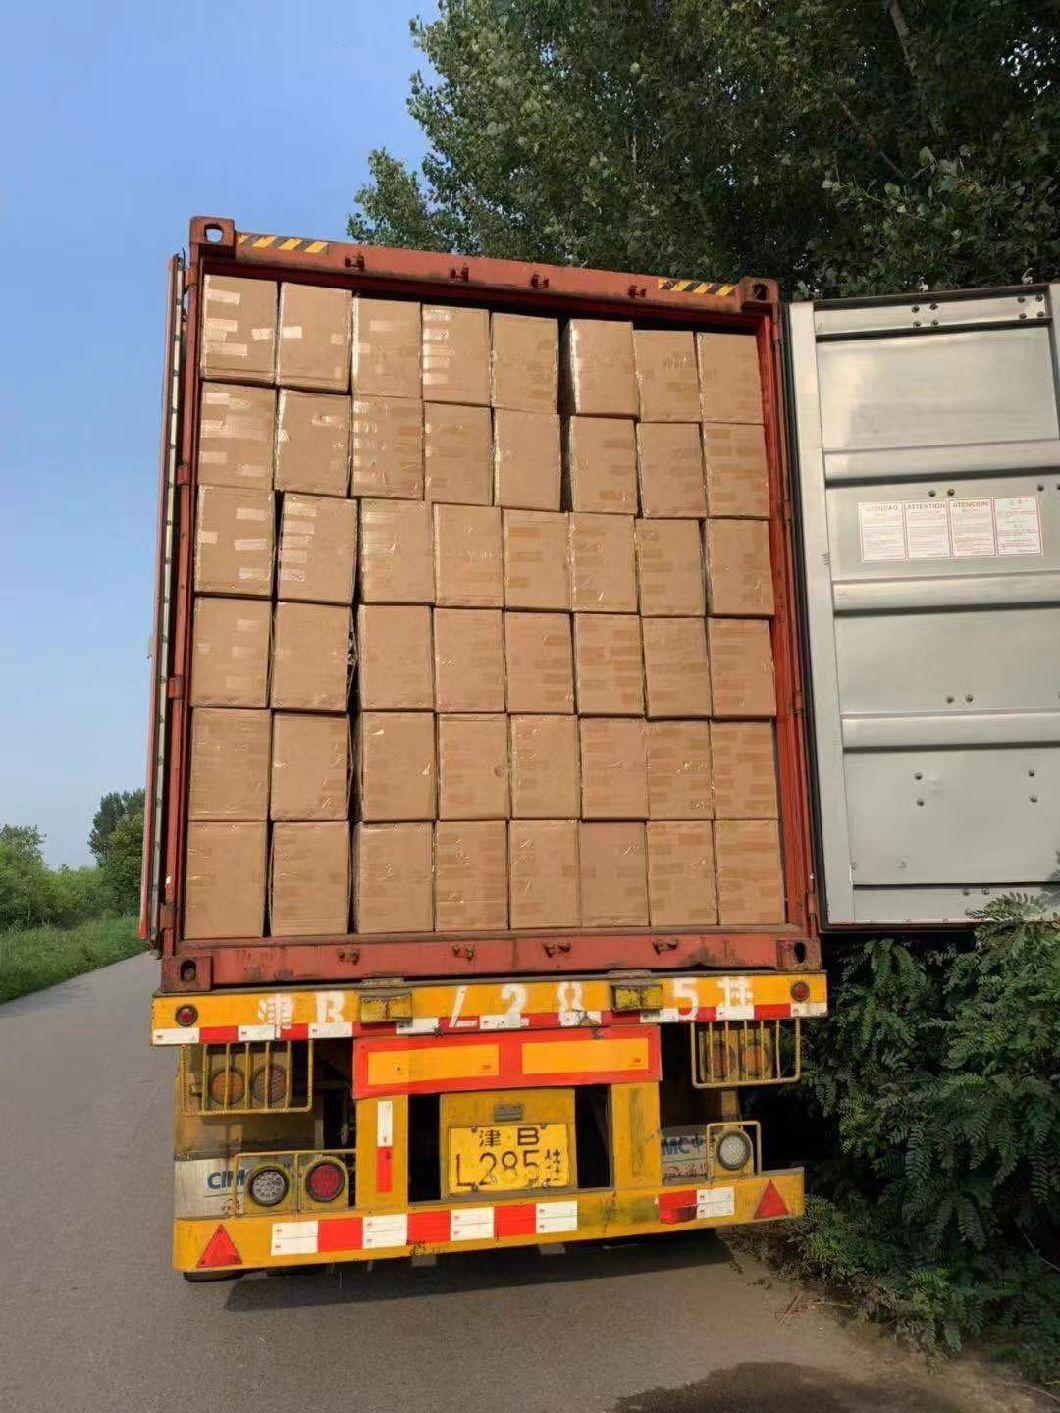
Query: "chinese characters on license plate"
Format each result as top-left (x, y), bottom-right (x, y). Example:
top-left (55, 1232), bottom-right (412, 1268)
top-left (448, 1122), bottom-right (570, 1194)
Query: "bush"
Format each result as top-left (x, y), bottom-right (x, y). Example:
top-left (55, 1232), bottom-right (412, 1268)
top-left (0, 916), bottom-right (143, 1003)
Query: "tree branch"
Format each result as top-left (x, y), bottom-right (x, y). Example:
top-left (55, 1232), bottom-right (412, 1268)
top-left (835, 95), bottom-right (908, 180)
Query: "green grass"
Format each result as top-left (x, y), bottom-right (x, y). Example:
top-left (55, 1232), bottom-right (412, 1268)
top-left (0, 915), bottom-right (144, 1003)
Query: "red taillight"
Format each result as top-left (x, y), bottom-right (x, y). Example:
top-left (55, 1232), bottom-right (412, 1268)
top-left (176, 1004), bottom-right (198, 1027)
top-left (250, 1062), bottom-right (287, 1106)
top-left (790, 980), bottom-right (811, 1002)
top-left (305, 1159), bottom-right (345, 1203)
top-left (208, 1066), bottom-right (245, 1106)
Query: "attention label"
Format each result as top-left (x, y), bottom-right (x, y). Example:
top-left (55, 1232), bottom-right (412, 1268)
top-left (858, 496), bottom-right (1043, 563)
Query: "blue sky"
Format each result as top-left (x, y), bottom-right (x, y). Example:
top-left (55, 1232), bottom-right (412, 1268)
top-left (0, 1), bottom-right (432, 866)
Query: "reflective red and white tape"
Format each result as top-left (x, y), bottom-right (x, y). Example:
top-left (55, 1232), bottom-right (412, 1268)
top-left (270, 1198), bottom-right (580, 1257)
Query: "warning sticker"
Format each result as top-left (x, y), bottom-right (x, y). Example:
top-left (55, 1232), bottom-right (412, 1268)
top-left (950, 499), bottom-right (996, 558)
top-left (858, 501), bottom-right (905, 562)
top-left (994, 496), bottom-right (1043, 557)
top-left (904, 501), bottom-right (950, 560)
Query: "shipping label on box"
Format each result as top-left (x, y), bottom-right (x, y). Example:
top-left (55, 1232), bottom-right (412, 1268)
top-left (435, 820), bottom-right (508, 931)
top-left (636, 423), bottom-right (706, 518)
top-left (197, 383), bottom-right (276, 491)
top-left (188, 708), bottom-right (271, 820)
top-left (353, 822), bottom-right (433, 933)
top-left (565, 417), bottom-right (638, 515)
top-left (570, 513), bottom-right (637, 612)
top-left (509, 819), bottom-right (579, 928)
top-left (579, 822), bottom-right (648, 926)
top-left (491, 313), bottom-right (558, 414)
top-left (270, 712), bottom-right (350, 820)
top-left (184, 821), bottom-right (267, 939)
top-left (493, 410), bottom-right (561, 510)
top-left (579, 717), bottom-right (648, 819)
top-left (708, 618), bottom-right (776, 718)
top-left (438, 714), bottom-right (510, 819)
top-left (271, 602), bottom-right (352, 711)
top-left (190, 597), bottom-right (271, 707)
top-left (706, 519), bottom-right (774, 616)
top-left (194, 485), bottom-right (275, 598)
top-left (199, 275), bottom-right (277, 384)
top-left (356, 603), bottom-right (433, 709)
top-left (359, 500), bottom-right (434, 604)
top-left (433, 608), bottom-right (506, 712)
top-left (277, 284), bottom-right (351, 392)
top-left (278, 493), bottom-right (357, 605)
top-left (711, 722), bottom-right (778, 819)
top-left (647, 721), bottom-right (714, 820)
top-left (351, 396), bottom-right (424, 499)
top-left (633, 330), bottom-right (700, 422)
top-left (509, 715), bottom-right (581, 818)
top-left (562, 319), bottom-right (637, 417)
top-left (643, 618), bottom-right (712, 717)
top-left (715, 819), bottom-right (784, 924)
top-left (697, 331), bottom-right (764, 425)
top-left (358, 712), bottom-right (437, 821)
top-left (352, 298), bottom-right (421, 399)
top-left (647, 821), bottom-right (717, 926)
top-left (504, 612), bottom-right (574, 713)
top-left (503, 509), bottom-right (570, 610)
top-left (434, 504), bottom-right (504, 607)
top-left (573, 614), bottom-right (644, 716)
top-left (422, 305), bottom-right (490, 405)
top-left (635, 519), bottom-right (706, 617)
top-left (703, 423), bottom-right (769, 518)
top-left (424, 403), bottom-right (492, 504)
top-left (275, 390), bottom-right (350, 496)
top-left (270, 821), bottom-right (350, 937)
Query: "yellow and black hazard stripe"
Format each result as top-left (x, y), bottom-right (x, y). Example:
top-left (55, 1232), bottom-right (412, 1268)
top-left (658, 278), bottom-right (736, 296)
top-left (238, 233), bottom-right (330, 255)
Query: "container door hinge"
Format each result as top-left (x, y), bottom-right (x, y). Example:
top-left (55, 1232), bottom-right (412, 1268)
top-left (806, 890), bottom-right (820, 929)
top-left (158, 902), bottom-right (175, 929)
top-left (792, 686), bottom-right (804, 714)
top-left (167, 675), bottom-right (185, 700)
top-left (175, 462), bottom-right (190, 486)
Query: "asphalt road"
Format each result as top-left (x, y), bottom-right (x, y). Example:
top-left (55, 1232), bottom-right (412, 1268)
top-left (0, 955), bottom-right (1045, 1413)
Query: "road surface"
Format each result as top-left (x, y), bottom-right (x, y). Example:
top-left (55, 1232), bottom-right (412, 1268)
top-left (0, 955), bottom-right (1045, 1413)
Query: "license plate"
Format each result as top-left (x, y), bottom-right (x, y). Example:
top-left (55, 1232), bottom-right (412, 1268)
top-left (448, 1122), bottom-right (570, 1195)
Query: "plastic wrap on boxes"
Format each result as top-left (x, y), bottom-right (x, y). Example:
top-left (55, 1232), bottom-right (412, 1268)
top-left (647, 721), bottom-right (714, 820)
top-left (358, 712), bottom-right (437, 821)
top-left (711, 722), bottom-right (778, 819)
top-left (502, 510), bottom-right (570, 610)
top-left (493, 410), bottom-right (561, 509)
top-left (435, 820), bottom-right (508, 931)
top-left (708, 619), bottom-right (776, 718)
top-left (703, 423), bottom-right (769, 518)
top-left (190, 598), bottom-right (271, 707)
top-left (277, 283), bottom-right (351, 392)
top-left (642, 618), bottom-right (712, 717)
top-left (275, 390), bottom-right (350, 496)
top-left (438, 714), bottom-right (510, 820)
top-left (569, 513), bottom-right (637, 613)
top-left (353, 823), bottom-right (433, 933)
top-left (184, 822), bottom-right (267, 939)
top-left (508, 820), bottom-right (580, 928)
top-left (697, 331), bottom-right (764, 424)
top-left (636, 423), bottom-right (706, 518)
top-left (270, 603), bottom-right (352, 711)
top-left (578, 822), bottom-right (648, 926)
top-left (277, 494), bottom-right (357, 605)
top-left (433, 609), bottom-right (505, 712)
top-left (270, 822), bottom-right (350, 936)
top-left (647, 821), bottom-right (717, 925)
top-left (706, 519), bottom-right (774, 616)
top-left (573, 614), bottom-right (644, 716)
top-left (714, 819), bottom-right (784, 923)
top-left (633, 330), bottom-right (700, 422)
top-left (424, 403), bottom-right (492, 504)
top-left (194, 486), bottom-right (275, 598)
top-left (579, 717), bottom-right (648, 819)
top-left (359, 500), bottom-right (434, 604)
top-left (199, 275), bottom-right (277, 384)
top-left (356, 604), bottom-right (433, 709)
top-left (422, 305), bottom-right (490, 405)
top-left (352, 298), bottom-right (421, 399)
top-left (561, 319), bottom-right (636, 416)
top-left (197, 383), bottom-right (276, 490)
top-left (270, 713), bottom-right (351, 821)
top-left (188, 708), bottom-right (271, 820)
top-left (503, 612), bottom-right (574, 713)
top-left (350, 396), bottom-right (423, 499)
top-left (634, 519), bottom-right (705, 617)
top-left (491, 312), bottom-right (558, 413)
top-left (565, 417), bottom-right (638, 514)
top-left (509, 715), bottom-right (581, 818)
top-left (433, 504), bottom-right (503, 607)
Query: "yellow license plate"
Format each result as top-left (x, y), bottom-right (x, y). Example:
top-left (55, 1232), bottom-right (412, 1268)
top-left (448, 1122), bottom-right (570, 1195)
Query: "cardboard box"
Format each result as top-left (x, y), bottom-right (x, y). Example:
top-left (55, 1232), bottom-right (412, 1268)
top-left (504, 612), bottom-right (574, 713)
top-left (573, 614), bottom-right (644, 716)
top-left (199, 275), bottom-right (276, 384)
top-left (570, 513), bottom-right (637, 613)
top-left (190, 597), bottom-right (271, 707)
top-left (697, 331), bottom-right (764, 424)
top-left (708, 619), bottom-right (776, 718)
top-left (703, 423), bottom-right (769, 518)
top-left (711, 722), bottom-right (778, 819)
top-left (270, 822), bottom-right (350, 936)
top-left (194, 486), bottom-right (274, 598)
top-left (434, 609), bottom-right (505, 712)
top-left (435, 820), bottom-right (508, 931)
top-left (635, 519), bottom-right (706, 617)
top-left (188, 708), bottom-right (271, 820)
top-left (356, 604), bottom-right (433, 709)
top-left (359, 500), bottom-right (434, 604)
top-left (358, 712), bottom-right (437, 821)
top-left (277, 283), bottom-right (351, 392)
top-left (647, 721), bottom-right (714, 820)
top-left (706, 519), bottom-right (774, 616)
top-left (352, 298), bottom-right (421, 399)
top-left (509, 820), bottom-right (580, 928)
top-left (714, 819), bottom-right (784, 923)
top-left (353, 823), bottom-right (433, 933)
top-left (491, 313), bottom-right (558, 413)
top-left (561, 319), bottom-right (637, 416)
top-left (633, 330), bottom-right (700, 422)
top-left (434, 504), bottom-right (503, 607)
top-left (647, 821), bottom-right (718, 925)
top-left (438, 714), bottom-right (510, 819)
top-left (636, 424), bottom-right (706, 518)
top-left (493, 411), bottom-right (561, 510)
top-left (197, 383), bottom-right (276, 490)
top-left (350, 396), bottom-right (423, 499)
top-left (275, 390), bottom-right (350, 496)
top-left (422, 305), bottom-right (490, 405)
top-left (271, 603), bottom-right (351, 711)
top-left (184, 821), bottom-right (266, 939)
top-left (565, 417), bottom-right (638, 515)
top-left (424, 403), bottom-right (492, 504)
top-left (579, 717), bottom-right (648, 819)
top-left (270, 712), bottom-right (350, 820)
top-left (277, 493), bottom-right (357, 605)
top-left (509, 715), bottom-right (580, 818)
top-left (642, 618), bottom-right (711, 717)
top-left (578, 822), bottom-right (648, 926)
top-left (503, 510), bottom-right (570, 610)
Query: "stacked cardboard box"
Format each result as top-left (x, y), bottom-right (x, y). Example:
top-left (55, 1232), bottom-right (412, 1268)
top-left (186, 274), bottom-right (783, 938)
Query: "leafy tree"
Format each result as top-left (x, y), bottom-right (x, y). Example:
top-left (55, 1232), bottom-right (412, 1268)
top-left (101, 809), bottom-right (143, 915)
top-left (0, 824), bottom-right (45, 861)
top-left (89, 789), bottom-right (144, 865)
top-left (0, 827), bottom-right (59, 930)
top-left (350, 1), bottom-right (1060, 295)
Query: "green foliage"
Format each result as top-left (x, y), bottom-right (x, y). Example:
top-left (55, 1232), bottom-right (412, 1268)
top-left (0, 915), bottom-right (142, 1004)
top-left (101, 809), bottom-right (144, 915)
top-left (89, 788), bottom-right (144, 865)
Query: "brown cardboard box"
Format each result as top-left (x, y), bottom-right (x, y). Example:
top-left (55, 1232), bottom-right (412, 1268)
top-left (188, 708), bottom-right (271, 820)
top-left (270, 822), bottom-right (350, 936)
top-left (359, 500), bottom-right (434, 604)
top-left (275, 390), bottom-right (350, 496)
top-left (579, 717), bottom-right (648, 819)
top-left (636, 424), bottom-right (706, 518)
top-left (711, 722), bottom-right (778, 818)
top-left (633, 330), bottom-right (700, 422)
top-left (350, 396), bottom-right (423, 499)
top-left (573, 614), bottom-right (644, 716)
top-left (706, 519), bottom-right (774, 616)
top-left (509, 820), bottom-right (579, 928)
top-left (561, 320), bottom-right (637, 416)
top-left (199, 275), bottom-right (277, 384)
top-left (277, 284), bottom-right (351, 392)
top-left (647, 721), bottom-right (714, 820)
top-left (271, 603), bottom-right (351, 711)
top-left (570, 513), bottom-right (637, 612)
top-left (353, 823), bottom-right (433, 933)
top-left (352, 298), bottom-right (421, 399)
top-left (565, 417), bottom-right (638, 515)
top-left (434, 504), bottom-right (503, 607)
top-left (277, 493), bottom-right (357, 604)
top-left (434, 608), bottom-right (505, 712)
top-left (358, 712), bottom-right (437, 820)
top-left (356, 604), bottom-right (433, 709)
top-left (509, 715), bottom-right (580, 818)
top-left (504, 612), bottom-right (574, 712)
top-left (491, 313), bottom-right (558, 413)
top-left (647, 822), bottom-right (717, 925)
top-left (184, 821), bottom-right (266, 939)
top-left (697, 331), bottom-right (764, 424)
top-left (198, 383), bottom-right (276, 490)
top-left (708, 619), bottom-right (776, 718)
top-left (270, 712), bottom-right (350, 820)
top-left (703, 423), bottom-right (769, 518)
top-left (715, 819), bottom-right (784, 923)
top-left (190, 597), bottom-right (271, 707)
top-left (435, 820), bottom-right (508, 931)
top-left (635, 519), bottom-right (706, 617)
top-left (194, 486), bottom-right (274, 598)
top-left (422, 305), bottom-right (490, 405)
top-left (642, 618), bottom-right (712, 717)
top-left (503, 510), bottom-right (570, 610)
top-left (438, 714), bottom-right (510, 819)
top-left (579, 822), bottom-right (648, 926)
top-left (424, 403), bottom-right (492, 504)
top-left (493, 411), bottom-right (561, 510)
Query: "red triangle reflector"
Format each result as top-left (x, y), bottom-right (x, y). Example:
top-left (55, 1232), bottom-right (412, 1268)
top-left (197, 1224), bottom-right (242, 1269)
top-left (753, 1181), bottom-right (789, 1220)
